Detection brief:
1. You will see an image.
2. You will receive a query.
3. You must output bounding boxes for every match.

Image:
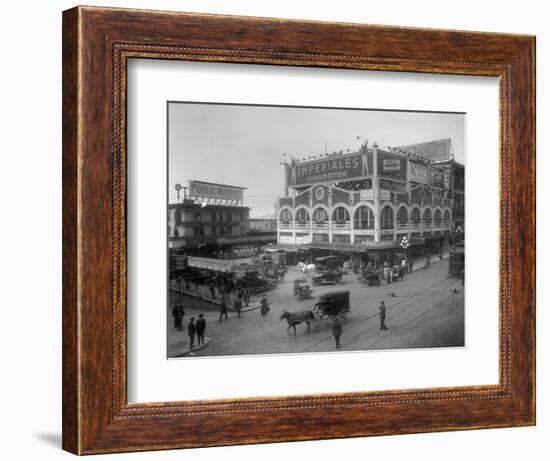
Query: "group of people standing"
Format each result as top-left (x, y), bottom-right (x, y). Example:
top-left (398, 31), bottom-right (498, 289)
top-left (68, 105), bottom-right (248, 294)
top-left (171, 302), bottom-right (207, 350)
top-left (186, 313), bottom-right (206, 349)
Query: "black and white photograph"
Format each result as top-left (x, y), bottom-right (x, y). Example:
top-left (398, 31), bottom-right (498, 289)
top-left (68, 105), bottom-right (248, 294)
top-left (167, 102), bottom-right (466, 358)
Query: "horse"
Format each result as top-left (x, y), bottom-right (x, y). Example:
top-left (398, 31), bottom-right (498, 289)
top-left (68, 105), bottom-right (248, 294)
top-left (280, 310), bottom-right (315, 336)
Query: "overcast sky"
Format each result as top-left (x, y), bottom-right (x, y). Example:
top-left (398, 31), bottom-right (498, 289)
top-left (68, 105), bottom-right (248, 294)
top-left (168, 103), bottom-right (465, 217)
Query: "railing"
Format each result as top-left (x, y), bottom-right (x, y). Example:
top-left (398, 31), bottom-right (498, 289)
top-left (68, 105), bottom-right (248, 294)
top-left (278, 220), bottom-right (452, 233)
top-left (354, 229), bottom-right (375, 235)
top-left (331, 222), bottom-right (351, 229)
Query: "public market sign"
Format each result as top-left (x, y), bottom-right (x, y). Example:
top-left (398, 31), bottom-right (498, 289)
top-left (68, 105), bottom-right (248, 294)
top-left (188, 180), bottom-right (244, 202)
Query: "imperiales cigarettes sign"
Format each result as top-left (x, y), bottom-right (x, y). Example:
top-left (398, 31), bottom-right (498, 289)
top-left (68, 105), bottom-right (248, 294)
top-left (290, 153), bottom-right (366, 186)
top-left (289, 150), bottom-right (408, 187)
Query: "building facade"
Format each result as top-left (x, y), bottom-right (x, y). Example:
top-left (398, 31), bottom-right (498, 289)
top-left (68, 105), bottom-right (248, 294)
top-left (168, 181), bottom-right (277, 257)
top-left (276, 139), bottom-right (464, 262)
top-left (169, 200), bottom-right (251, 248)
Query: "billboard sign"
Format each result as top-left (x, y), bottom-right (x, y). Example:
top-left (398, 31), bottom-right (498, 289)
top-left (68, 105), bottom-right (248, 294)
top-left (378, 150), bottom-right (407, 180)
top-left (409, 161), bottom-right (428, 184)
top-left (188, 180), bottom-right (244, 202)
top-left (289, 150), bottom-right (371, 187)
top-left (429, 165), bottom-right (446, 188)
top-left (382, 158), bottom-right (401, 172)
top-left (360, 189), bottom-right (374, 201)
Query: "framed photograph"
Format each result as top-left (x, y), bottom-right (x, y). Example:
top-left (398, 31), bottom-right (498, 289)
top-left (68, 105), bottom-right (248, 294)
top-left (62, 6), bottom-right (535, 455)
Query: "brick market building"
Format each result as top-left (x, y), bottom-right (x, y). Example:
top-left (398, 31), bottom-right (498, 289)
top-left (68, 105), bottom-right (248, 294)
top-left (168, 181), bottom-right (276, 258)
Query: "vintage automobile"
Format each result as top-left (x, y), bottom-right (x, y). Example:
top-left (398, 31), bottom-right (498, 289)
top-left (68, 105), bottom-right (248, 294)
top-left (237, 271), bottom-right (278, 294)
top-left (359, 269), bottom-right (381, 286)
top-left (311, 270), bottom-right (343, 286)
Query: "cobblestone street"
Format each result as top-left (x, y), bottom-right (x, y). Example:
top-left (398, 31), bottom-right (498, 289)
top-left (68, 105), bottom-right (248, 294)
top-left (168, 256), bottom-right (464, 358)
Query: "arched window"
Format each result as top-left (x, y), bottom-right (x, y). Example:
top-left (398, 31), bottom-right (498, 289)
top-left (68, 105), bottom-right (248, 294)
top-left (397, 207), bottom-right (408, 224)
top-left (313, 208), bottom-right (327, 223)
top-left (332, 206), bottom-right (350, 223)
top-left (434, 209), bottom-right (442, 224)
top-left (296, 208), bottom-right (310, 224)
top-left (443, 209), bottom-right (451, 224)
top-left (280, 209), bottom-right (291, 223)
top-left (423, 208), bottom-right (432, 223)
top-left (354, 206), bottom-right (374, 229)
top-left (411, 207), bottom-right (421, 223)
top-left (381, 206), bottom-right (394, 229)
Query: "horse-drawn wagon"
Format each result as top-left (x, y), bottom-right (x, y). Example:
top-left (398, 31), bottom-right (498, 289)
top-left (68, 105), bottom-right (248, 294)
top-left (312, 290), bottom-right (351, 322)
top-left (280, 290), bottom-right (351, 335)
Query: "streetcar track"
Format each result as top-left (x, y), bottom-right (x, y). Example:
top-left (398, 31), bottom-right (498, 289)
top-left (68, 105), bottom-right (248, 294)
top-left (300, 277), bottom-right (460, 352)
top-left (363, 294), bottom-right (458, 350)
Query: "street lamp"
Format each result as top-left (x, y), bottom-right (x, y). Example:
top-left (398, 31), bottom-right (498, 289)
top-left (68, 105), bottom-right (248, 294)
top-left (175, 183), bottom-right (187, 202)
top-left (400, 235), bottom-right (411, 272)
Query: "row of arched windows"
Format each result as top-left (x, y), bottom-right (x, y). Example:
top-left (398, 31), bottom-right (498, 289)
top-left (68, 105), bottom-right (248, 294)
top-left (280, 206), bottom-right (451, 229)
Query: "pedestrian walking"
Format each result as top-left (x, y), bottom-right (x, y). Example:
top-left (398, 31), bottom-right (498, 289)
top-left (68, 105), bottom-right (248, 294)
top-left (234, 297), bottom-right (243, 319)
top-left (332, 318), bottom-right (343, 349)
top-left (196, 313), bottom-right (206, 345)
top-left (260, 294), bottom-right (270, 316)
top-left (425, 254), bottom-right (431, 270)
top-left (243, 286), bottom-right (250, 307)
top-left (172, 303), bottom-right (184, 330)
top-left (219, 298), bottom-right (229, 322)
top-left (379, 301), bottom-right (388, 331)
top-left (187, 317), bottom-right (196, 349)
top-left (408, 258), bottom-right (414, 273)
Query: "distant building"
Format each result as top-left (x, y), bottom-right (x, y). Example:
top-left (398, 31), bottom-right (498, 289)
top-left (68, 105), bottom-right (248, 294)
top-left (275, 138), bottom-right (464, 264)
top-left (249, 218), bottom-right (277, 232)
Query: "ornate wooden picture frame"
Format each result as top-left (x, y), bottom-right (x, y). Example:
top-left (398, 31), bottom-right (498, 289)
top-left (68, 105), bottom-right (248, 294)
top-left (62, 6), bottom-right (535, 455)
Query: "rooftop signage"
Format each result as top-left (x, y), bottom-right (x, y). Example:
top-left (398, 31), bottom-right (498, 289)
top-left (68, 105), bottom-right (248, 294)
top-left (188, 180), bottom-right (245, 202)
top-left (289, 151), bottom-right (369, 187)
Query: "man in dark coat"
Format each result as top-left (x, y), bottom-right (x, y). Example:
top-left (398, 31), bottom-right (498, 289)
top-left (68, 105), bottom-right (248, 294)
top-left (379, 301), bottom-right (388, 331)
top-left (172, 303), bottom-right (184, 331)
top-left (243, 286), bottom-right (250, 307)
top-left (219, 297), bottom-right (229, 322)
top-left (234, 298), bottom-right (243, 319)
top-left (187, 317), bottom-right (196, 349)
top-left (332, 318), bottom-right (343, 349)
top-left (195, 313), bottom-right (206, 345)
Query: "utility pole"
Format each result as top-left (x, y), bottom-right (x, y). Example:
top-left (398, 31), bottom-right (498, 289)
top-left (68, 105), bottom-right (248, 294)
top-left (373, 142), bottom-right (380, 243)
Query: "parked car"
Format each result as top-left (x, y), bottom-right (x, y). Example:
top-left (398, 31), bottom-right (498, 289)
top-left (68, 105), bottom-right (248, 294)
top-left (311, 270), bottom-right (343, 286)
top-left (237, 271), bottom-right (277, 293)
